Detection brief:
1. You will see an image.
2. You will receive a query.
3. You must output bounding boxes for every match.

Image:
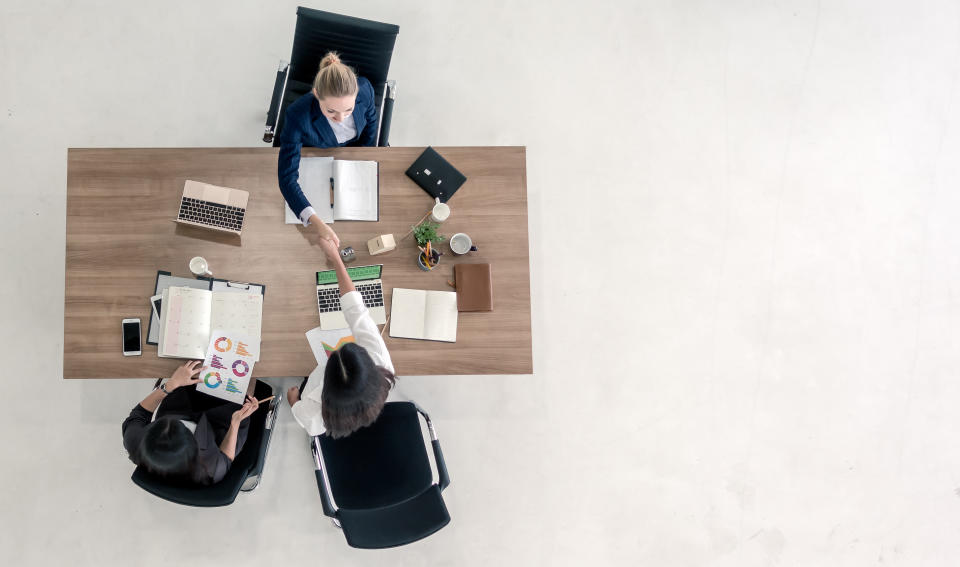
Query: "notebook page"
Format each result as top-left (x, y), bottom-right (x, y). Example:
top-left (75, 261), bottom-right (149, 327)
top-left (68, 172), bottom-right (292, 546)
top-left (388, 288), bottom-right (427, 340)
top-left (423, 290), bottom-right (459, 342)
top-left (148, 273), bottom-right (211, 345)
top-left (161, 287), bottom-right (212, 358)
top-left (285, 156), bottom-right (334, 224)
top-left (210, 292), bottom-right (263, 360)
top-left (332, 160), bottom-right (378, 221)
top-left (158, 288), bottom-right (170, 356)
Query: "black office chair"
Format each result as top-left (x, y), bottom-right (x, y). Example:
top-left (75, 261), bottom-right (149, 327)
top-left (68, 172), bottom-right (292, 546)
top-left (312, 401), bottom-right (452, 549)
top-left (264, 7), bottom-right (400, 147)
top-left (131, 380), bottom-right (281, 507)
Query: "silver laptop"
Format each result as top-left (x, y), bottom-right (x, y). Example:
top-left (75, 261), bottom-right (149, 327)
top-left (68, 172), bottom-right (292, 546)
top-left (175, 180), bottom-right (249, 235)
top-left (317, 264), bottom-right (386, 329)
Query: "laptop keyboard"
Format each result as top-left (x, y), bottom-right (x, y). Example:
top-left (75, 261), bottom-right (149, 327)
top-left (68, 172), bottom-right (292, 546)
top-left (178, 197), bottom-right (245, 232)
top-left (317, 282), bottom-right (385, 313)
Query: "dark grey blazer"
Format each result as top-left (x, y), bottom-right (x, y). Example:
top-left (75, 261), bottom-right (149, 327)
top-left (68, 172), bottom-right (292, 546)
top-left (122, 401), bottom-right (249, 485)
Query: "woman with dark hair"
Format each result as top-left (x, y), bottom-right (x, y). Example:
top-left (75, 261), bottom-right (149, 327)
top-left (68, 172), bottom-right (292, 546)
top-left (287, 238), bottom-right (398, 438)
top-left (121, 361), bottom-right (260, 484)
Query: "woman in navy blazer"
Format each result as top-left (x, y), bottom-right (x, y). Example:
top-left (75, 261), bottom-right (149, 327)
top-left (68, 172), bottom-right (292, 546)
top-left (278, 52), bottom-right (379, 247)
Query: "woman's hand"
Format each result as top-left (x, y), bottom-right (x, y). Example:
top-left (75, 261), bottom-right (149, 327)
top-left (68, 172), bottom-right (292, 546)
top-left (286, 386), bottom-right (301, 407)
top-left (317, 238), bottom-right (342, 265)
top-left (231, 395), bottom-right (260, 425)
top-left (312, 220), bottom-right (340, 247)
top-left (167, 360), bottom-right (205, 390)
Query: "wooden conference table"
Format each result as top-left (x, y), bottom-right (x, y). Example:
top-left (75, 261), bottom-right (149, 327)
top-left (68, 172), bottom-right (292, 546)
top-left (64, 147), bottom-right (532, 379)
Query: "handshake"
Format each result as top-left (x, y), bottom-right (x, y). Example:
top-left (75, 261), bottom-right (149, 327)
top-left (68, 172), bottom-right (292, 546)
top-left (309, 221), bottom-right (342, 265)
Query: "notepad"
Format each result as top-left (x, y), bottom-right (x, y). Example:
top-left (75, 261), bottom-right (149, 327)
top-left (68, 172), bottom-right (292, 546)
top-left (388, 288), bottom-right (458, 343)
top-left (158, 287), bottom-right (263, 359)
top-left (454, 263), bottom-right (493, 312)
top-left (284, 157), bottom-right (379, 224)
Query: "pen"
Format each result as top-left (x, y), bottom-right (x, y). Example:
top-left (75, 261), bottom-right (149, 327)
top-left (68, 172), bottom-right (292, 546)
top-left (329, 177), bottom-right (335, 209)
top-left (257, 395), bottom-right (275, 404)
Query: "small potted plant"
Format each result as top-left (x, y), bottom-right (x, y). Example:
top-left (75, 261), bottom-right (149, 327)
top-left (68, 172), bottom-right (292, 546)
top-left (412, 221), bottom-right (446, 271)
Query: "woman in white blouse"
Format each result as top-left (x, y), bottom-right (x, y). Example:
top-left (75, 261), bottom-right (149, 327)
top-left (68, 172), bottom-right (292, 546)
top-left (286, 238), bottom-right (400, 437)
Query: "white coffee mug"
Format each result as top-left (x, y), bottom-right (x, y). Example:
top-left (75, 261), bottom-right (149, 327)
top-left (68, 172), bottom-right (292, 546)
top-left (430, 198), bottom-right (450, 223)
top-left (449, 233), bottom-right (473, 255)
top-left (189, 256), bottom-right (212, 277)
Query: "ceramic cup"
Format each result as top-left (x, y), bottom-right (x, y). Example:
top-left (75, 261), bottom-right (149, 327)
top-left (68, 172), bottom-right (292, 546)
top-left (449, 233), bottom-right (473, 255)
top-left (189, 256), bottom-right (212, 277)
top-left (430, 198), bottom-right (450, 223)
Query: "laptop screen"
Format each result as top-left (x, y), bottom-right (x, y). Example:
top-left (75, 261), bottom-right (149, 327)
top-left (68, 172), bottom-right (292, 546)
top-left (316, 264), bottom-right (382, 286)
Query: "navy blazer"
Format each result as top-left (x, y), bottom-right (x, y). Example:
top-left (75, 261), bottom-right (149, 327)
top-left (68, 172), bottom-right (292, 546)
top-left (278, 76), bottom-right (379, 218)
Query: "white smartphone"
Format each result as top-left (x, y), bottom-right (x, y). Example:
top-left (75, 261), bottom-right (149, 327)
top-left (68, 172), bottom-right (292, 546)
top-left (122, 318), bottom-right (142, 356)
top-left (150, 294), bottom-right (162, 319)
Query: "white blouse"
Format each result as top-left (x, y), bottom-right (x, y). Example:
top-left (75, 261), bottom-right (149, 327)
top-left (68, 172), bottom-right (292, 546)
top-left (326, 114), bottom-right (357, 145)
top-left (291, 290), bottom-right (399, 436)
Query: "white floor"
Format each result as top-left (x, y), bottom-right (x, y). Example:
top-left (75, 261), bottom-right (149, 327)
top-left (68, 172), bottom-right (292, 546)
top-left (3, 0), bottom-right (960, 564)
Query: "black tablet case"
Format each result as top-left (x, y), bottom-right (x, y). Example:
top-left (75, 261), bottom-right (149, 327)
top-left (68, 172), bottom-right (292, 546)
top-left (405, 147), bottom-right (467, 203)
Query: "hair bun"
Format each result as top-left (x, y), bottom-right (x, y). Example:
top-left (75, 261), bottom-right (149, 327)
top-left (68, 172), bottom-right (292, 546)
top-left (313, 51), bottom-right (358, 99)
top-left (320, 51), bottom-right (342, 69)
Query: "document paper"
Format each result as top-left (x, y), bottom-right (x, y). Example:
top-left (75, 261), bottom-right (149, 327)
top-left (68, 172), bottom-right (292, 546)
top-left (305, 326), bottom-right (356, 367)
top-left (196, 329), bottom-right (260, 404)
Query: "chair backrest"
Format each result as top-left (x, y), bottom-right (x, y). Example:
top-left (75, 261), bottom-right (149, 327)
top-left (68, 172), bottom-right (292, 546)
top-left (275, 7), bottom-right (399, 145)
top-left (130, 381), bottom-right (274, 507)
top-left (317, 401), bottom-right (450, 548)
top-left (318, 401), bottom-right (432, 508)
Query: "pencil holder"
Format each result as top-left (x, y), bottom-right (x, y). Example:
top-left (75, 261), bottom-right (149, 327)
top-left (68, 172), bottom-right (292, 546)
top-left (417, 251), bottom-right (441, 271)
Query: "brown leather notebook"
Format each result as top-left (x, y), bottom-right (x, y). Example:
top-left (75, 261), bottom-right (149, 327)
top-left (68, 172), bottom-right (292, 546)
top-left (454, 263), bottom-right (493, 312)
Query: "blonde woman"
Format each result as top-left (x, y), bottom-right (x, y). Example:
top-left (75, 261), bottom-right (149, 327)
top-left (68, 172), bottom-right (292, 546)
top-left (278, 52), bottom-right (379, 245)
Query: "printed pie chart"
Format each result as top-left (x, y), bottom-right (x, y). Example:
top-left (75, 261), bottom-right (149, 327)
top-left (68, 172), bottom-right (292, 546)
top-left (232, 360), bottom-right (250, 377)
top-left (203, 372), bottom-right (222, 388)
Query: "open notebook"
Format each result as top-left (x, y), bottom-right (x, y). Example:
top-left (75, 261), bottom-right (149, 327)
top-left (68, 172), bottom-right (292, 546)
top-left (158, 287), bottom-right (263, 359)
top-left (388, 288), bottom-right (458, 343)
top-left (284, 157), bottom-right (379, 223)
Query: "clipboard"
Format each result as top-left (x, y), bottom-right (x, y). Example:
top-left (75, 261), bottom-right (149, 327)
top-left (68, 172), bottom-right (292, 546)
top-left (146, 272), bottom-right (267, 346)
top-left (209, 278), bottom-right (267, 296)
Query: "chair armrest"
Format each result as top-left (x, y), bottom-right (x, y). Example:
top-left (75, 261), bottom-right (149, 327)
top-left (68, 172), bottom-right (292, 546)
top-left (264, 61), bottom-right (289, 144)
top-left (265, 394), bottom-right (281, 428)
top-left (239, 394), bottom-right (281, 493)
top-left (416, 405), bottom-right (450, 491)
top-left (311, 436), bottom-right (337, 517)
top-left (377, 80), bottom-right (396, 147)
top-left (251, 395), bottom-right (281, 476)
top-left (431, 439), bottom-right (450, 491)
